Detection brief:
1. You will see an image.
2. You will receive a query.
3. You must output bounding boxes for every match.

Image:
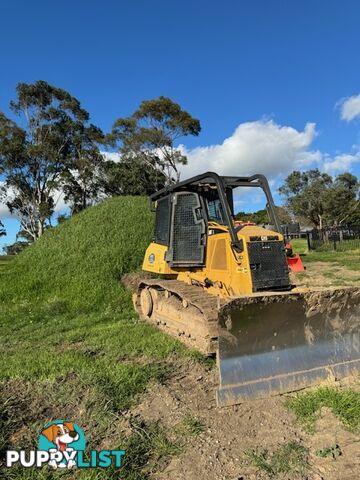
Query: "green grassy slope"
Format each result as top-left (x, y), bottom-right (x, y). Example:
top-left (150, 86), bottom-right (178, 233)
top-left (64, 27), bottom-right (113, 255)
top-left (0, 197), bottom-right (193, 479)
top-left (1, 196), bottom-right (153, 311)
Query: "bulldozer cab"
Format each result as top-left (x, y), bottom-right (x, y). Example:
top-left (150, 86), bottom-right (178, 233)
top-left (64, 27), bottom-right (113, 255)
top-left (151, 172), bottom-right (282, 267)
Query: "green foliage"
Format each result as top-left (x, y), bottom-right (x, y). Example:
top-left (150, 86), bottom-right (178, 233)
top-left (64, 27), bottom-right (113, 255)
top-left (286, 387), bottom-right (360, 433)
top-left (279, 169), bottom-right (332, 228)
top-left (3, 240), bottom-right (29, 256)
top-left (61, 124), bottom-right (106, 214)
top-left (279, 169), bottom-right (359, 228)
top-left (235, 208), bottom-right (268, 224)
top-left (0, 80), bottom-right (104, 239)
top-left (246, 441), bottom-right (309, 478)
top-left (326, 173), bottom-right (360, 225)
top-left (56, 213), bottom-right (69, 224)
top-left (315, 444), bottom-right (342, 459)
top-left (99, 157), bottom-right (166, 196)
top-left (3, 228), bottom-right (33, 255)
top-left (110, 96), bottom-right (201, 184)
top-left (235, 206), bottom-right (291, 225)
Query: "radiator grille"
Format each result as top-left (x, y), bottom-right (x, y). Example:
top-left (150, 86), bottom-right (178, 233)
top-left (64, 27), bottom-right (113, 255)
top-left (247, 241), bottom-right (290, 291)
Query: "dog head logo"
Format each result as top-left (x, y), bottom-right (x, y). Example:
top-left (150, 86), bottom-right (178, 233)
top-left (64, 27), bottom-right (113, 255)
top-left (38, 420), bottom-right (86, 469)
top-left (41, 422), bottom-right (79, 452)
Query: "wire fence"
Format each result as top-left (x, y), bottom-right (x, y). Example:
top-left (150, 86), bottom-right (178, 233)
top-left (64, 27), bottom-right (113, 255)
top-left (307, 226), bottom-right (360, 251)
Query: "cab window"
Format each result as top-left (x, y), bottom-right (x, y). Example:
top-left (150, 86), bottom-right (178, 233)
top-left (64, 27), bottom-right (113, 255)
top-left (206, 198), bottom-right (224, 224)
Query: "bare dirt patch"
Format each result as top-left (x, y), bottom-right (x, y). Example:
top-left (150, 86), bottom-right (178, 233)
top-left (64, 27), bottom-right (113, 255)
top-left (307, 408), bottom-right (360, 480)
top-left (130, 361), bottom-right (360, 480)
top-left (293, 262), bottom-right (360, 288)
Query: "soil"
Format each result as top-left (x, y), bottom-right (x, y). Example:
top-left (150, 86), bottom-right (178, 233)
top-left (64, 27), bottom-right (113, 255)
top-left (293, 262), bottom-right (360, 288)
top-left (130, 361), bottom-right (360, 480)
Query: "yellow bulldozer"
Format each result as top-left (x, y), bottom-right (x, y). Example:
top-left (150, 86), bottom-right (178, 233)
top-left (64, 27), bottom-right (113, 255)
top-left (133, 172), bottom-right (360, 407)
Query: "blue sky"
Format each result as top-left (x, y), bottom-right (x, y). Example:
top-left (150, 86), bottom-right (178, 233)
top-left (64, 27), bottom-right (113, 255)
top-left (1, 0), bottom-right (360, 250)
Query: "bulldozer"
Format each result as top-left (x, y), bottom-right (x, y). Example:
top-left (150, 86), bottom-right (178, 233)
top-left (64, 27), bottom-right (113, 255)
top-left (133, 172), bottom-right (360, 407)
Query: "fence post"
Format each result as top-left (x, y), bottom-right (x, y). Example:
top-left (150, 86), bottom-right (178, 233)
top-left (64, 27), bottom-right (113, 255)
top-left (307, 232), bottom-right (312, 251)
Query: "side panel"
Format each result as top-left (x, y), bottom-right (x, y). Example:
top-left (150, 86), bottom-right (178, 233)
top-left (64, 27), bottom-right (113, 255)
top-left (142, 243), bottom-right (176, 275)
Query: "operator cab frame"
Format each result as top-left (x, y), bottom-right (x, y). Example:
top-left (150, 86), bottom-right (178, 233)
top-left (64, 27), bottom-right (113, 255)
top-left (151, 172), bottom-right (282, 263)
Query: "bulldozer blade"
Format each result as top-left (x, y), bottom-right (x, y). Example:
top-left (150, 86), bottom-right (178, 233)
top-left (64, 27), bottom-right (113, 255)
top-left (216, 288), bottom-right (360, 407)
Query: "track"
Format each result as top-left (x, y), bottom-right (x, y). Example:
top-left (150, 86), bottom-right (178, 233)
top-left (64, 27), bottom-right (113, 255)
top-left (133, 279), bottom-right (222, 354)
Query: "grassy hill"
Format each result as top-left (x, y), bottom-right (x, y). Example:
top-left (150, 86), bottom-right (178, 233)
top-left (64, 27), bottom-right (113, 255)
top-left (0, 196), bottom-right (154, 311)
top-left (0, 196), bottom-right (193, 479)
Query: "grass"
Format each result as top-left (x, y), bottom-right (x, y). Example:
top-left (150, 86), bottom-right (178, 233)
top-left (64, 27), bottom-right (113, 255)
top-left (0, 196), bottom-right (198, 477)
top-left (290, 236), bottom-right (360, 256)
top-left (315, 444), bottom-right (342, 459)
top-left (0, 197), bottom-right (155, 310)
top-left (119, 418), bottom-right (182, 480)
top-left (290, 237), bottom-right (360, 275)
top-left (289, 238), bottom-right (308, 254)
top-left (0, 255), bottom-right (14, 269)
top-left (181, 414), bottom-right (206, 436)
top-left (286, 386), bottom-right (360, 433)
top-left (246, 441), bottom-right (309, 478)
top-left (302, 249), bottom-right (360, 271)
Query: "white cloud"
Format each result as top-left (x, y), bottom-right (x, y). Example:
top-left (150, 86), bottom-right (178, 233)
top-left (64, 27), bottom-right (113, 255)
top-left (0, 202), bottom-right (11, 219)
top-left (323, 152), bottom-right (360, 173)
top-left (101, 151), bottom-right (121, 162)
top-left (339, 94), bottom-right (360, 122)
top-left (179, 120), bottom-right (320, 180)
top-left (53, 190), bottom-right (67, 214)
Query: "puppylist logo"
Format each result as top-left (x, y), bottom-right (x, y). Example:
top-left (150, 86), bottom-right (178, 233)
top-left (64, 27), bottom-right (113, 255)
top-left (6, 420), bottom-right (125, 470)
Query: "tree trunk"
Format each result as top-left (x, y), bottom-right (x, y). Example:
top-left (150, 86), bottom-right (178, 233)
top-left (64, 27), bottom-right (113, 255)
top-left (38, 219), bottom-right (44, 238)
top-left (318, 214), bottom-right (323, 230)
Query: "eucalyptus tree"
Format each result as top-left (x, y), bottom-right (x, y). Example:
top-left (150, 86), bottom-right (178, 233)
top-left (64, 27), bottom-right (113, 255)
top-left (110, 96), bottom-right (201, 184)
top-left (0, 81), bottom-right (104, 239)
top-left (279, 169), bottom-right (359, 227)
